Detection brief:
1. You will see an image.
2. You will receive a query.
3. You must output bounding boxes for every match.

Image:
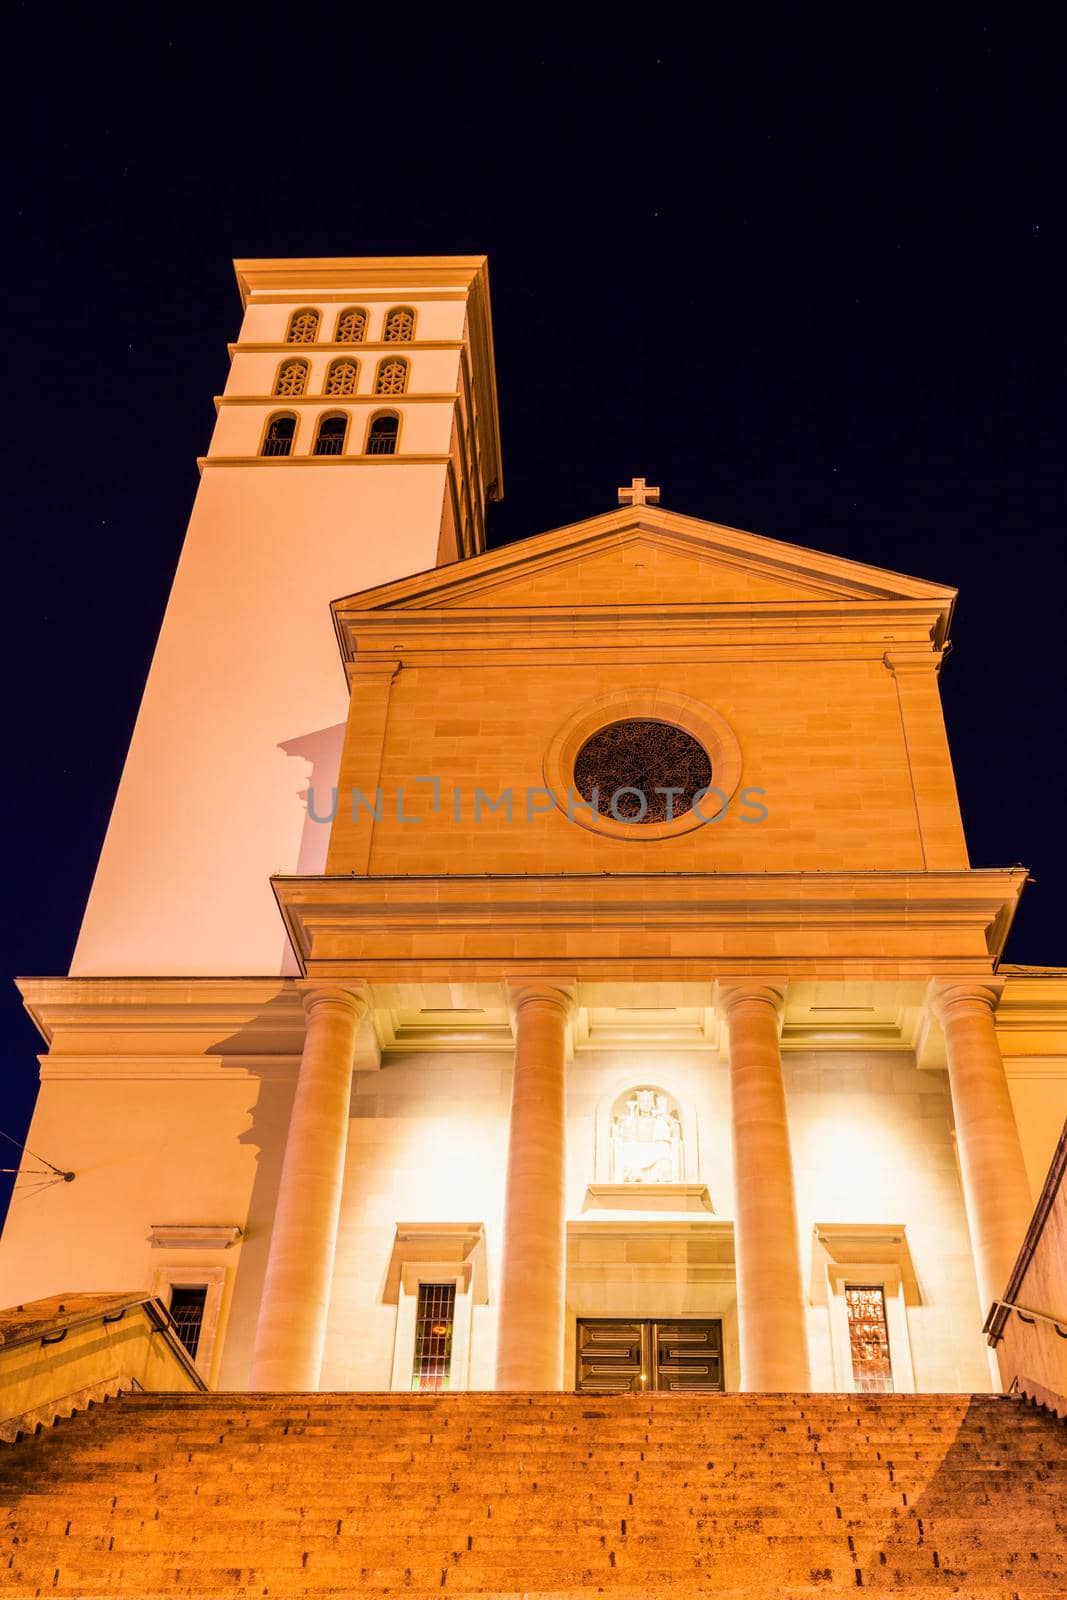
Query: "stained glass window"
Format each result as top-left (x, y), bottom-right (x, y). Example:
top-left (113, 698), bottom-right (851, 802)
top-left (573, 720), bottom-right (712, 823)
top-left (845, 1284), bottom-right (894, 1393)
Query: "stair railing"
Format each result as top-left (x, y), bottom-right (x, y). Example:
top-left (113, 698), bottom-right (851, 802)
top-left (985, 1116), bottom-right (1067, 1418)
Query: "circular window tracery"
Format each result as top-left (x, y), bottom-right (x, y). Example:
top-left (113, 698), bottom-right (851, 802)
top-left (573, 719), bottom-right (712, 823)
top-left (542, 689), bottom-right (742, 842)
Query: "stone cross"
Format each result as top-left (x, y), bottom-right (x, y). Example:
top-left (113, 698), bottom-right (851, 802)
top-left (618, 476), bottom-right (661, 507)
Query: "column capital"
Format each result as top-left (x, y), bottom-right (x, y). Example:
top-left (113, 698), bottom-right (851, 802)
top-left (504, 978), bottom-right (578, 1027)
top-left (716, 981), bottom-right (787, 1022)
top-left (927, 976), bottom-right (1004, 1024)
top-left (296, 980), bottom-right (372, 1024)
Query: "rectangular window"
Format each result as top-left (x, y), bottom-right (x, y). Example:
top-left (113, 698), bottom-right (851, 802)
top-left (168, 1285), bottom-right (208, 1361)
top-left (845, 1284), bottom-right (894, 1393)
top-left (411, 1282), bottom-right (456, 1392)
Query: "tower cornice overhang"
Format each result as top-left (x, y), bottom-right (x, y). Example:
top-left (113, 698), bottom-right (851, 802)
top-left (270, 868), bottom-right (1027, 985)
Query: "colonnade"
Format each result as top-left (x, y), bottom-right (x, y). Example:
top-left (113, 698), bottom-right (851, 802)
top-left (249, 978), bottom-right (1031, 1392)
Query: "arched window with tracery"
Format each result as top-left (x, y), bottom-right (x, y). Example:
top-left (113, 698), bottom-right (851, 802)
top-left (336, 306), bottom-right (368, 343)
top-left (274, 358), bottom-right (309, 396)
top-left (313, 412), bottom-right (349, 456)
top-left (375, 357), bottom-right (409, 396)
top-left (366, 412), bottom-right (400, 455)
top-left (609, 1086), bottom-right (684, 1184)
top-left (382, 306), bottom-right (416, 343)
top-left (324, 358), bottom-right (359, 396)
top-left (262, 414), bottom-right (297, 457)
top-left (286, 307), bottom-right (320, 344)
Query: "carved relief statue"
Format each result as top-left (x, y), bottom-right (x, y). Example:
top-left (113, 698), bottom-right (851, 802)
top-left (611, 1088), bottom-right (683, 1183)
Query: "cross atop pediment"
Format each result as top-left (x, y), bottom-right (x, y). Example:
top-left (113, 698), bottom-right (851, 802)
top-left (618, 476), bottom-right (661, 508)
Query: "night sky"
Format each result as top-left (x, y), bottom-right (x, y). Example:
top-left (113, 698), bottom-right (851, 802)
top-left (3, 10), bottom-right (1065, 1213)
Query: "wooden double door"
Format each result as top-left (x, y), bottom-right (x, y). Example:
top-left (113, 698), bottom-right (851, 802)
top-left (575, 1317), bottom-right (724, 1393)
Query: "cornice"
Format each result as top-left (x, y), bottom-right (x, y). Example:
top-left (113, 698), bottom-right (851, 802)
top-left (233, 257), bottom-right (491, 302)
top-left (17, 966), bottom-right (1066, 1066)
top-left (229, 342), bottom-right (465, 355)
top-left (271, 869), bottom-right (1026, 984)
top-left (333, 605), bottom-right (950, 668)
top-left (215, 393), bottom-right (460, 408)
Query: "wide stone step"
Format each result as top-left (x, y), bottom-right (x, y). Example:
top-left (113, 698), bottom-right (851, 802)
top-left (1, 1392), bottom-right (1064, 1597)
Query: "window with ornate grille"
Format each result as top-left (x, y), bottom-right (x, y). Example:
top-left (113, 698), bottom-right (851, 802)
top-left (168, 1285), bottom-right (207, 1361)
top-left (375, 358), bottom-right (408, 396)
top-left (262, 414), bottom-right (297, 456)
top-left (845, 1284), bottom-right (894, 1393)
top-left (286, 308), bottom-right (320, 344)
top-left (335, 307), bottom-right (368, 343)
top-left (366, 412), bottom-right (399, 455)
top-left (411, 1282), bottom-right (455, 1392)
top-left (382, 306), bottom-right (415, 343)
top-left (313, 413), bottom-right (348, 456)
top-left (324, 359), bottom-right (359, 396)
top-left (274, 358), bottom-right (309, 397)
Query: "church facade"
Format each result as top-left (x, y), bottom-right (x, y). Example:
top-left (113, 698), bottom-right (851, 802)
top-left (4, 257), bottom-right (1065, 1402)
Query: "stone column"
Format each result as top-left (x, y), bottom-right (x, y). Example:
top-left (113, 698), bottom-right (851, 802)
top-left (719, 982), bottom-right (811, 1392)
top-left (250, 982), bottom-right (369, 1391)
top-left (495, 981), bottom-right (576, 1391)
top-left (930, 980), bottom-right (1032, 1321)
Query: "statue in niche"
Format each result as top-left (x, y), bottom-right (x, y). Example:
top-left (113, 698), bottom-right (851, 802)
top-left (611, 1088), bottom-right (683, 1183)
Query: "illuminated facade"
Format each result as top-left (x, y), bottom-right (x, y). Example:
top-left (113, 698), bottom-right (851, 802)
top-left (3, 257), bottom-right (1065, 1397)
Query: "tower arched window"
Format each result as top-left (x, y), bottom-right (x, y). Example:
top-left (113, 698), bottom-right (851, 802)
top-left (374, 357), bottom-right (409, 396)
top-left (336, 306), bottom-right (368, 343)
top-left (274, 358), bottom-right (309, 397)
top-left (313, 413), bottom-right (349, 456)
top-left (366, 412), bottom-right (400, 455)
top-left (262, 414), bottom-right (297, 457)
top-left (286, 307), bottom-right (320, 344)
top-left (382, 306), bottom-right (416, 343)
top-left (324, 358), bottom-right (359, 396)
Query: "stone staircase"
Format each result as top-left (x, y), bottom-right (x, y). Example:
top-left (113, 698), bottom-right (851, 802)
top-left (1, 1391), bottom-right (1065, 1597)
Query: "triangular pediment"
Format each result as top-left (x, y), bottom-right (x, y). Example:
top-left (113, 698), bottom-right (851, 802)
top-left (333, 504), bottom-right (955, 625)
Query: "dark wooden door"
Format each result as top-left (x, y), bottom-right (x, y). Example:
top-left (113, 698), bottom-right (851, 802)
top-left (575, 1318), bottom-right (724, 1393)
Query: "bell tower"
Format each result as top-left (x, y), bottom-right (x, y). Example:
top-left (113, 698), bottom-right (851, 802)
top-left (71, 256), bottom-right (502, 977)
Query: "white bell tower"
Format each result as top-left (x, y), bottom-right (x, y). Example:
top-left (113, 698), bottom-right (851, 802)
top-left (71, 256), bottom-right (502, 976)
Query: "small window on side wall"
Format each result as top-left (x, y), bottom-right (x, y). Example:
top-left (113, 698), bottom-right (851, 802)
top-left (366, 412), bottom-right (399, 455)
top-left (262, 413), bottom-right (297, 456)
top-left (286, 307), bottom-right (320, 344)
top-left (168, 1285), bottom-right (208, 1361)
top-left (313, 413), bottom-right (348, 456)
